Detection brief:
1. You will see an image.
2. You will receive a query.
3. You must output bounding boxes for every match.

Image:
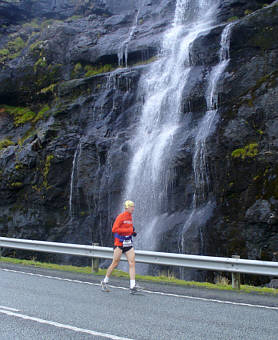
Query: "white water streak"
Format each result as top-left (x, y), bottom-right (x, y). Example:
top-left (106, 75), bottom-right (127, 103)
top-left (118, 9), bottom-right (140, 67)
top-left (180, 23), bottom-right (233, 261)
top-left (123, 0), bottom-right (219, 253)
top-left (69, 141), bottom-right (82, 218)
top-left (193, 23), bottom-right (233, 205)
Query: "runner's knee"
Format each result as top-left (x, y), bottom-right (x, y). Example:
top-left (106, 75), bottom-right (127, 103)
top-left (128, 259), bottom-right (135, 266)
top-left (112, 259), bottom-right (120, 267)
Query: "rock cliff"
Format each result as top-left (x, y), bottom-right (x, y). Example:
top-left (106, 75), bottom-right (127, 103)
top-left (0, 0), bottom-right (277, 283)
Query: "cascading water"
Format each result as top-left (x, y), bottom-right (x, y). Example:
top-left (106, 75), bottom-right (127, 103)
top-left (193, 22), bottom-right (234, 206)
top-left (69, 140), bottom-right (82, 219)
top-left (118, 9), bottom-right (140, 67)
top-left (180, 22), bottom-right (234, 265)
top-left (122, 0), bottom-right (219, 260)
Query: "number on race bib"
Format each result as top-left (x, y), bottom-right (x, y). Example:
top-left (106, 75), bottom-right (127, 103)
top-left (123, 239), bottom-right (133, 247)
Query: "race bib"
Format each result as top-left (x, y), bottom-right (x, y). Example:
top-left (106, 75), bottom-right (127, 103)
top-left (123, 238), bottom-right (133, 247)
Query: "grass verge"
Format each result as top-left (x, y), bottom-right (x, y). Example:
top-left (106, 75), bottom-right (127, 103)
top-left (0, 256), bottom-right (277, 295)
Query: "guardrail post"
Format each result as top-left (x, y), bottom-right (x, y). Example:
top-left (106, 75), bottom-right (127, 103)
top-left (232, 255), bottom-right (241, 289)
top-left (92, 243), bottom-right (99, 273)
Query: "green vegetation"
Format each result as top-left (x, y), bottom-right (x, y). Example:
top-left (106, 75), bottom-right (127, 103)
top-left (132, 56), bottom-right (158, 67)
top-left (17, 128), bottom-right (36, 146)
top-left (0, 256), bottom-right (277, 295)
top-left (10, 182), bottom-right (23, 188)
top-left (74, 62), bottom-right (82, 72)
top-left (72, 62), bottom-right (121, 79)
top-left (34, 57), bottom-right (48, 73)
top-left (84, 64), bottom-right (114, 77)
top-left (1, 106), bottom-right (36, 126)
top-left (227, 16), bottom-right (239, 22)
top-left (52, 100), bottom-right (69, 116)
top-left (7, 37), bottom-right (25, 53)
top-left (29, 40), bottom-right (44, 58)
top-left (40, 83), bottom-right (57, 94)
top-left (35, 63), bottom-right (62, 90)
top-left (33, 105), bottom-right (50, 123)
top-left (43, 154), bottom-right (54, 189)
top-left (0, 36), bottom-right (26, 62)
top-left (72, 62), bottom-right (83, 78)
top-left (41, 19), bottom-right (63, 30)
top-left (66, 15), bottom-right (83, 22)
top-left (0, 49), bottom-right (9, 57)
top-left (0, 105), bottom-right (51, 128)
top-left (15, 163), bottom-right (24, 170)
top-left (251, 24), bottom-right (278, 50)
top-left (0, 138), bottom-right (15, 150)
top-left (231, 143), bottom-right (259, 160)
top-left (23, 19), bottom-right (40, 29)
top-left (244, 9), bottom-right (253, 15)
top-left (227, 70), bottom-right (278, 120)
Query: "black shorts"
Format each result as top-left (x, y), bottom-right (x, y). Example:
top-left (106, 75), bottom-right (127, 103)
top-left (114, 246), bottom-right (133, 253)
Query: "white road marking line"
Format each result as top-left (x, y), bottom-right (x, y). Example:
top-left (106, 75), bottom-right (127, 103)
top-left (0, 305), bottom-right (20, 312)
top-left (2, 268), bottom-right (278, 311)
top-left (142, 289), bottom-right (278, 310)
top-left (0, 308), bottom-right (133, 340)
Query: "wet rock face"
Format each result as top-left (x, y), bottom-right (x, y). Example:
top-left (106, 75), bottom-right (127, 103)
top-left (0, 0), bottom-right (278, 282)
top-left (205, 2), bottom-right (278, 275)
top-left (218, 0), bottom-right (275, 22)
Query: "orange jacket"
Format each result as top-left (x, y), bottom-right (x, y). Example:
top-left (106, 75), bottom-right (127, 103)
top-left (112, 211), bottom-right (133, 246)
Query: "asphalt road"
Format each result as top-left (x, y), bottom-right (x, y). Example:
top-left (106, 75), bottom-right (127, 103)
top-left (1, 262), bottom-right (278, 340)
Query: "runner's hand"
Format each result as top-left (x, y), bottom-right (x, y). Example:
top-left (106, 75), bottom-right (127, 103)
top-left (132, 231), bottom-right (137, 237)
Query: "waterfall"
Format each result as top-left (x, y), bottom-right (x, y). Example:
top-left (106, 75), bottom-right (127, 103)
top-left (118, 9), bottom-right (140, 67)
top-left (193, 23), bottom-right (234, 206)
top-left (122, 0), bottom-right (219, 256)
top-left (180, 22), bottom-right (234, 263)
top-left (69, 141), bottom-right (82, 219)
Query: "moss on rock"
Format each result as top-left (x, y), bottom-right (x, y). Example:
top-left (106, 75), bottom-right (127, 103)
top-left (10, 182), bottom-right (24, 188)
top-left (32, 105), bottom-right (50, 123)
top-left (1, 105), bottom-right (36, 126)
top-left (84, 64), bottom-right (113, 77)
top-left (0, 104), bottom-right (52, 128)
top-left (231, 143), bottom-right (259, 160)
top-left (0, 36), bottom-right (26, 63)
top-left (0, 139), bottom-right (15, 150)
top-left (43, 154), bottom-right (54, 189)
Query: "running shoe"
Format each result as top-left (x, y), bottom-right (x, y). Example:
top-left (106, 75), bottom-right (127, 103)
top-left (101, 281), bottom-right (110, 292)
top-left (130, 284), bottom-right (143, 294)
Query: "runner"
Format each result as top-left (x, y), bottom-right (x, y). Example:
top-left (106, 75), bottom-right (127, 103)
top-left (101, 200), bottom-right (143, 294)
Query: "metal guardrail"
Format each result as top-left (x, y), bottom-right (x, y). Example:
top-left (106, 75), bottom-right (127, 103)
top-left (0, 237), bottom-right (278, 277)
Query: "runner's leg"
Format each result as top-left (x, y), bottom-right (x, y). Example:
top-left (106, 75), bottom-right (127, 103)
top-left (125, 248), bottom-right (143, 293)
top-left (105, 246), bottom-right (123, 278)
top-left (125, 247), bottom-right (135, 281)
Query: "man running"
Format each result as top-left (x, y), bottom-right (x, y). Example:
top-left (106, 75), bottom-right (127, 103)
top-left (101, 200), bottom-right (143, 294)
